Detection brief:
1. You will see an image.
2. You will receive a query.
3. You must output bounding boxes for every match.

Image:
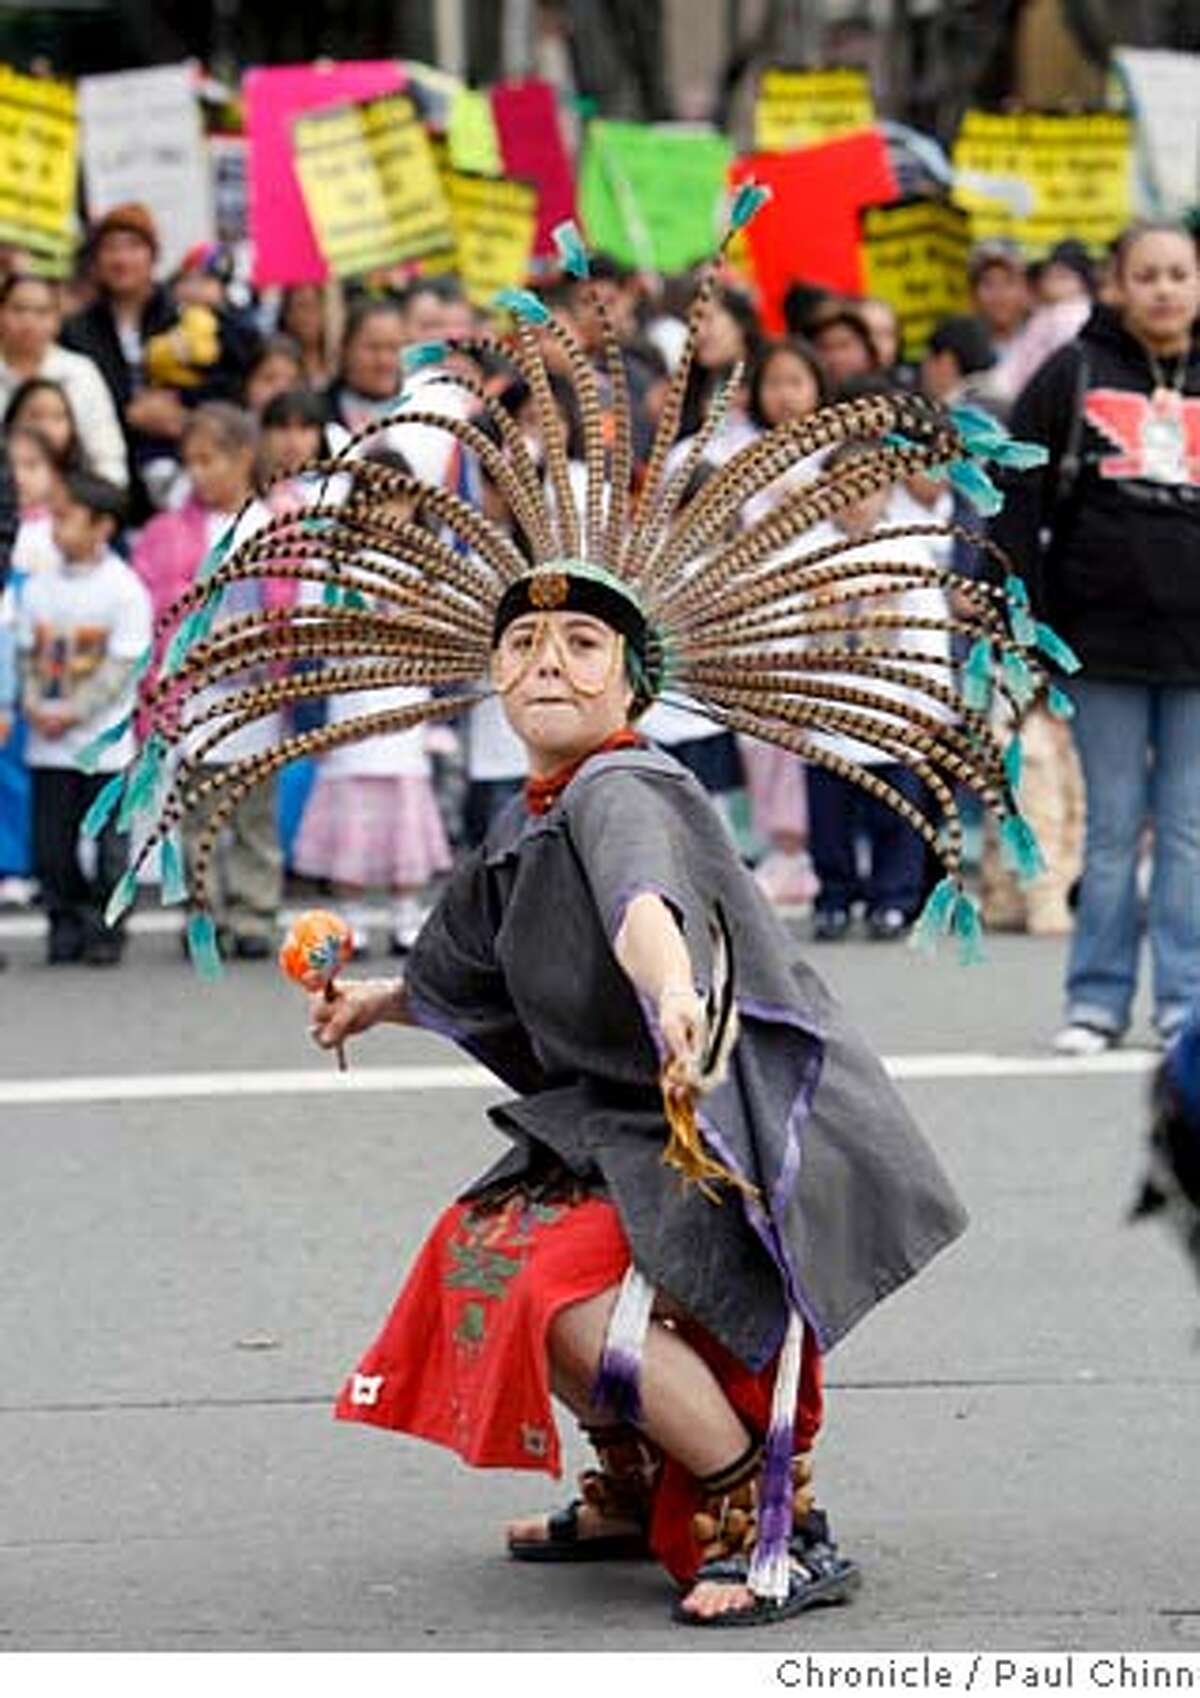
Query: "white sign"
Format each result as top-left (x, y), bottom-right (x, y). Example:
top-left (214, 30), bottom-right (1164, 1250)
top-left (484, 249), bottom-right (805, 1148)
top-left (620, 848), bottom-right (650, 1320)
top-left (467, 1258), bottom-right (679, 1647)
top-left (1114, 46), bottom-right (1200, 217)
top-left (79, 62), bottom-right (214, 274)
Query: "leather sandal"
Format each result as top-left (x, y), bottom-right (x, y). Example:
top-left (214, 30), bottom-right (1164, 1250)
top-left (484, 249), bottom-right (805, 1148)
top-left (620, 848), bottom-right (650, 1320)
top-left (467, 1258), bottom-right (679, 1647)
top-left (507, 1423), bottom-right (660, 1563)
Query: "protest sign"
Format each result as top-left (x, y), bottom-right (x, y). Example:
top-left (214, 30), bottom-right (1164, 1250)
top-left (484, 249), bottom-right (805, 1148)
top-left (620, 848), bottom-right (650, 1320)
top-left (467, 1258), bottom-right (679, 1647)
top-left (446, 170), bottom-right (537, 306)
top-left (860, 198), bottom-right (971, 362)
top-left (730, 131), bottom-right (897, 334)
top-left (579, 120), bottom-right (731, 274)
top-left (753, 66), bottom-right (875, 153)
top-left (491, 79), bottom-right (576, 257)
top-left (1113, 48), bottom-right (1200, 217)
top-left (0, 66), bottom-right (77, 273)
top-left (79, 63), bottom-right (213, 274)
top-left (293, 92), bottom-right (454, 280)
top-left (951, 110), bottom-right (1132, 255)
top-left (448, 86), bottom-right (501, 175)
top-left (244, 60), bottom-right (406, 285)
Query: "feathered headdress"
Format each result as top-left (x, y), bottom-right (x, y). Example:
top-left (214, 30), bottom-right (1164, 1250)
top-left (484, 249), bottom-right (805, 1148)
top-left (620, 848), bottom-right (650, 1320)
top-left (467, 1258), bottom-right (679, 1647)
top-left (83, 190), bottom-right (1070, 976)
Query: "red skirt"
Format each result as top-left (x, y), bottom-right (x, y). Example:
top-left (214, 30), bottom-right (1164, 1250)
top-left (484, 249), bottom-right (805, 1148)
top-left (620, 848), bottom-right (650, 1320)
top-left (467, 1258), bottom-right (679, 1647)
top-left (334, 1195), bottom-right (823, 1585)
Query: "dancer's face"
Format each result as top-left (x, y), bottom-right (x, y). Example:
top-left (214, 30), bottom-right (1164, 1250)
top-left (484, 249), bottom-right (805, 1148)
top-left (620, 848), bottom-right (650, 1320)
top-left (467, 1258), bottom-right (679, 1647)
top-left (493, 611), bottom-right (632, 773)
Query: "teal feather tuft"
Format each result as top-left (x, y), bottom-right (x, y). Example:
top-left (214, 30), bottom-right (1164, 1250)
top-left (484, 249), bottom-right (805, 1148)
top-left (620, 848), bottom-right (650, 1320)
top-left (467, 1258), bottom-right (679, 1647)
top-left (1004, 573), bottom-right (1038, 647)
top-left (1001, 648), bottom-right (1037, 709)
top-left (952, 890), bottom-right (986, 966)
top-left (990, 437), bottom-right (1049, 470)
top-left (883, 431), bottom-right (919, 451)
top-left (728, 180), bottom-right (772, 232)
top-left (1000, 813), bottom-right (1047, 885)
top-left (75, 713), bottom-right (132, 774)
top-left (80, 771), bottom-right (126, 840)
top-left (104, 865), bottom-right (139, 929)
top-left (186, 911), bottom-right (225, 981)
top-left (322, 581), bottom-right (344, 609)
top-left (164, 611), bottom-right (199, 676)
top-left (493, 287), bottom-right (550, 325)
top-left (1047, 684), bottom-right (1076, 721)
top-left (1003, 733), bottom-right (1024, 792)
top-left (343, 589), bottom-right (369, 611)
top-left (130, 644), bottom-right (155, 686)
top-left (1034, 621), bottom-right (1082, 674)
top-left (118, 733), bottom-right (168, 828)
top-left (910, 876), bottom-right (959, 957)
top-left (197, 520), bottom-right (237, 583)
top-left (946, 457), bottom-right (1004, 516)
top-left (402, 341), bottom-right (448, 372)
top-left (552, 220), bottom-right (590, 278)
top-left (962, 638), bottom-right (993, 711)
top-left (160, 833), bottom-right (188, 906)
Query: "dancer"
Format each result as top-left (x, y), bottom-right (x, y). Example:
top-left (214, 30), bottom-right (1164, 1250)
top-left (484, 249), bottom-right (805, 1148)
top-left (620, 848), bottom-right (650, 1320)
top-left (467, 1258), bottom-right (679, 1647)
top-left (98, 202), bottom-right (1057, 1626)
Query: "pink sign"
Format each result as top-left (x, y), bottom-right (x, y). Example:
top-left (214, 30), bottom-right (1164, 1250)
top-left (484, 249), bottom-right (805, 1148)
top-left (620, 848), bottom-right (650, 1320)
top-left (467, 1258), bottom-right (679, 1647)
top-left (730, 132), bottom-right (897, 334)
top-left (245, 61), bottom-right (406, 286)
top-left (491, 80), bottom-right (576, 258)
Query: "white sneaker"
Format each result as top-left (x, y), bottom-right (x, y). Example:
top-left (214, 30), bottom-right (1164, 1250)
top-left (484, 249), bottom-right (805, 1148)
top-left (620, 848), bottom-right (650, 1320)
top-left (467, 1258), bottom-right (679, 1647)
top-left (1052, 1023), bottom-right (1117, 1057)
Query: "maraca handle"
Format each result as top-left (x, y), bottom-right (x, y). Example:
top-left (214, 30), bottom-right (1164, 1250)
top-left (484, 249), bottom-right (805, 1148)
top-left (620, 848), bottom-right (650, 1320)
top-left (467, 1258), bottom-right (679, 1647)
top-left (323, 978), bottom-right (349, 1074)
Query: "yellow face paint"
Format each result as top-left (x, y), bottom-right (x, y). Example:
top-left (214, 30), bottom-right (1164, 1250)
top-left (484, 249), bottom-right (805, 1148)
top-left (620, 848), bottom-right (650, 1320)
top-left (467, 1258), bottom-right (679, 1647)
top-left (491, 614), bottom-right (624, 699)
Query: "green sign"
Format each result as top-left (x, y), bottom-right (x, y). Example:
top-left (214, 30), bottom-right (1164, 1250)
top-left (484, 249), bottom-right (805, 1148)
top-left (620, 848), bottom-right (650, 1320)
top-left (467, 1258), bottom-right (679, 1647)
top-left (580, 120), bottom-right (732, 274)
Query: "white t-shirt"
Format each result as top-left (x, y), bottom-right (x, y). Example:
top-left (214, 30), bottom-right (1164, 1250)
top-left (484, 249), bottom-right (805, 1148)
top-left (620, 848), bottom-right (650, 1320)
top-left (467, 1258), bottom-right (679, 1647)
top-left (783, 511), bottom-right (951, 768)
top-left (18, 549), bottom-right (152, 771)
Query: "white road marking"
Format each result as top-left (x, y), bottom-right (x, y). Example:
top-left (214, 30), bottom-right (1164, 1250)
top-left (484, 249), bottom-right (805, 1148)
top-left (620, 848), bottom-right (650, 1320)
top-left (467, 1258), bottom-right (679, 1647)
top-left (0, 1051), bottom-right (1158, 1108)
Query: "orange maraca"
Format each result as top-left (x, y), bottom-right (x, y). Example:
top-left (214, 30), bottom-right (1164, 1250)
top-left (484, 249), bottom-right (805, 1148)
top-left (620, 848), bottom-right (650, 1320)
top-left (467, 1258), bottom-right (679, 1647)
top-left (279, 909), bottom-right (354, 1071)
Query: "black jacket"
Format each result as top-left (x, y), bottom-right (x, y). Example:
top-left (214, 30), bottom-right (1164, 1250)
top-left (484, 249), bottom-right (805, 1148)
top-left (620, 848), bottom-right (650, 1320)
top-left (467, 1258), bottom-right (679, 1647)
top-left (61, 288), bottom-right (259, 523)
top-left (990, 304), bottom-right (1200, 685)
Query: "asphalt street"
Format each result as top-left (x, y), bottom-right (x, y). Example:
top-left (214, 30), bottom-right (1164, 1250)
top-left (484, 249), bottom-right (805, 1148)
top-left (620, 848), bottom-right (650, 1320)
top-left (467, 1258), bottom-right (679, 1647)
top-left (2, 917), bottom-right (1198, 1654)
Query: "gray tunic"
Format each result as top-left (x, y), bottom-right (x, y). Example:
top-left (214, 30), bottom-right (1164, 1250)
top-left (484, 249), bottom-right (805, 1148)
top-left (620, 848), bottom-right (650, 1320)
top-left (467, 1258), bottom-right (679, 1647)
top-left (405, 746), bottom-right (967, 1371)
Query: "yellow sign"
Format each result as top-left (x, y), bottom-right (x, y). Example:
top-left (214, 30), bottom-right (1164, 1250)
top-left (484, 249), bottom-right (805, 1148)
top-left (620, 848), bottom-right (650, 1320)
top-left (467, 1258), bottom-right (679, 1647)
top-left (951, 110), bottom-right (1132, 256)
top-left (861, 199), bottom-right (972, 363)
top-left (753, 67), bottom-right (874, 152)
top-left (448, 87), bottom-right (501, 176)
top-left (293, 92), bottom-right (454, 278)
top-left (0, 67), bottom-right (77, 274)
top-left (447, 172), bottom-right (538, 307)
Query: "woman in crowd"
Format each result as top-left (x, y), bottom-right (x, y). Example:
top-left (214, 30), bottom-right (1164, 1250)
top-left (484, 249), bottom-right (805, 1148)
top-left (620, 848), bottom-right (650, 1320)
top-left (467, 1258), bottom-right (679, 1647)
top-left (676, 283), bottom-right (763, 447)
top-left (806, 303), bottom-right (881, 393)
top-left (323, 298), bottom-right (406, 437)
top-left (243, 334), bottom-right (307, 418)
top-left (278, 284), bottom-right (340, 390)
top-left (0, 273), bottom-right (128, 489)
top-left (992, 219), bottom-right (1200, 1053)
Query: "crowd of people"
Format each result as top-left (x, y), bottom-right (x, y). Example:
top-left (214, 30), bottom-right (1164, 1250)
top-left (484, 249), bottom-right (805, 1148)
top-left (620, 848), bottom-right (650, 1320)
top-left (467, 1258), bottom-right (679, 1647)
top-left (0, 198), bottom-right (1198, 1055)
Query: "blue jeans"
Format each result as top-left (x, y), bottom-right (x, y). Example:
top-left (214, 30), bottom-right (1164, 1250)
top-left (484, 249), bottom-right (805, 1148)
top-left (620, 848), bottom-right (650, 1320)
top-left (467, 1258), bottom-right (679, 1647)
top-left (1067, 678), bottom-right (1200, 1038)
top-left (806, 762), bottom-right (928, 919)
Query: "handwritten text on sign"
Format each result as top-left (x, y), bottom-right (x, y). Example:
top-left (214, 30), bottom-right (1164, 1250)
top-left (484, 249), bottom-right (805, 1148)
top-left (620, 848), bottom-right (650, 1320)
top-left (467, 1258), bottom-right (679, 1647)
top-left (753, 67), bottom-right (875, 153)
top-left (293, 92), bottom-right (453, 278)
top-left (861, 199), bottom-right (972, 363)
top-left (951, 111), bottom-right (1132, 255)
top-left (0, 66), bottom-right (77, 273)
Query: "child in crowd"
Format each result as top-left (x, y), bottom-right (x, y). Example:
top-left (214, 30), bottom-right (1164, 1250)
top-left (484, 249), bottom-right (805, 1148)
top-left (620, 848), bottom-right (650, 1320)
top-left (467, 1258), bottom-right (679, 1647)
top-left (291, 452), bottom-right (451, 955)
top-left (17, 471), bottom-right (151, 964)
top-left (737, 338), bottom-right (829, 905)
top-left (133, 402), bottom-right (287, 959)
top-left (4, 377), bottom-right (86, 478)
top-left (9, 425), bottom-right (70, 577)
top-left (801, 440), bottom-right (951, 941)
top-left (258, 388), bottom-right (335, 503)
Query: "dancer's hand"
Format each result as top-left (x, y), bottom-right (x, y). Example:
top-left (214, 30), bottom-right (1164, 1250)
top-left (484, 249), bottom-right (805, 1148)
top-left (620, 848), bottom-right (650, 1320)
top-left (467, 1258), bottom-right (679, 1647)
top-left (658, 984), bottom-right (706, 1089)
top-left (307, 977), bottom-right (404, 1051)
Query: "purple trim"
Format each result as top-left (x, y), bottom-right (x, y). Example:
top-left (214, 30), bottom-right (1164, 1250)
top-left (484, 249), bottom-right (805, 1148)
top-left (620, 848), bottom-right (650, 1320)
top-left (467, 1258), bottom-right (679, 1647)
top-left (591, 1348), bottom-right (643, 1423)
top-left (756, 1415), bottom-right (797, 1552)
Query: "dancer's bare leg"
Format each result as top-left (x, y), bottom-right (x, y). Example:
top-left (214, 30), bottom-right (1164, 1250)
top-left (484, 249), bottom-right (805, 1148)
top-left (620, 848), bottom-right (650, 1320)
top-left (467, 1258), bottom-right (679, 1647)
top-left (506, 1286), bottom-right (759, 1619)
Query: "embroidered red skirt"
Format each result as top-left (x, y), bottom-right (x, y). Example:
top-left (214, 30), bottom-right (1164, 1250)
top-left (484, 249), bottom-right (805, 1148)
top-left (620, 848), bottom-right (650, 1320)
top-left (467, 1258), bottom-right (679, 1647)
top-left (334, 1194), bottom-right (823, 1584)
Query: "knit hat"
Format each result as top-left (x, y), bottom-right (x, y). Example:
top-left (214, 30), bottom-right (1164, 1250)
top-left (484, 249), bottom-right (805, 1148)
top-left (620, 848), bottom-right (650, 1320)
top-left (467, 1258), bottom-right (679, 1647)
top-left (91, 202), bottom-right (159, 256)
